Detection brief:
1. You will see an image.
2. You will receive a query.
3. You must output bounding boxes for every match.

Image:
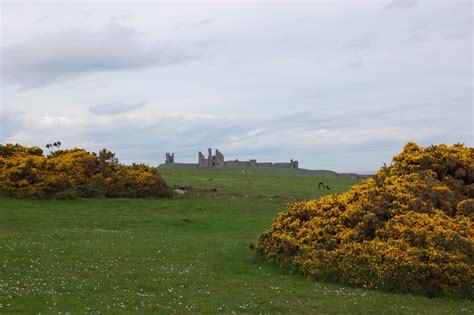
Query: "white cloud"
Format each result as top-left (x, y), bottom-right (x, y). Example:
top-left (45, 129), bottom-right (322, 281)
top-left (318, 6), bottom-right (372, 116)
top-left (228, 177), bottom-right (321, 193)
top-left (386, 0), bottom-right (419, 10)
top-left (1, 23), bottom-right (202, 90)
top-left (2, 108), bottom-right (469, 171)
top-left (89, 101), bottom-right (147, 115)
top-left (1, 2), bottom-right (472, 171)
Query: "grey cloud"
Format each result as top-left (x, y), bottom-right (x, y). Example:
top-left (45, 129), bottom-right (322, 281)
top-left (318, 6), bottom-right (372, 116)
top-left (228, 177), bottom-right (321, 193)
top-left (341, 37), bottom-right (372, 52)
top-left (386, 0), bottom-right (419, 9)
top-left (81, 11), bottom-right (96, 19)
top-left (343, 58), bottom-right (363, 70)
top-left (446, 29), bottom-right (472, 40)
top-left (34, 16), bottom-right (48, 23)
top-left (409, 20), bottom-right (431, 32)
top-left (0, 110), bottom-right (26, 141)
top-left (1, 1), bottom-right (471, 172)
top-left (2, 108), bottom-right (471, 171)
top-left (89, 101), bottom-right (147, 116)
top-left (198, 18), bottom-right (215, 26)
top-left (267, 110), bottom-right (334, 126)
top-left (109, 14), bottom-right (133, 23)
top-left (175, 18), bottom-right (215, 32)
top-left (409, 33), bottom-right (425, 43)
top-left (1, 23), bottom-right (201, 90)
top-left (76, 113), bottom-right (254, 160)
top-left (266, 102), bottom-right (456, 132)
top-left (193, 39), bottom-right (223, 49)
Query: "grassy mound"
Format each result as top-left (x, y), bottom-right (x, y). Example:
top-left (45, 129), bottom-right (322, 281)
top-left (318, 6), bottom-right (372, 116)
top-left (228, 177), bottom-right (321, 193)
top-left (252, 143), bottom-right (473, 298)
top-left (0, 144), bottom-right (171, 198)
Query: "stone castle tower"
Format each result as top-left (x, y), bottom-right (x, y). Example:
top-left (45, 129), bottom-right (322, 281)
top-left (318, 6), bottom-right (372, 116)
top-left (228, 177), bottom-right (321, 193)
top-left (198, 148), bottom-right (224, 167)
top-left (165, 152), bottom-right (174, 164)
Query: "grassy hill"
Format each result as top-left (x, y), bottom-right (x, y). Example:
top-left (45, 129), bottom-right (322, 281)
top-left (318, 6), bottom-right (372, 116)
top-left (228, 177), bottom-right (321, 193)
top-left (158, 166), bottom-right (356, 199)
top-left (0, 167), bottom-right (471, 313)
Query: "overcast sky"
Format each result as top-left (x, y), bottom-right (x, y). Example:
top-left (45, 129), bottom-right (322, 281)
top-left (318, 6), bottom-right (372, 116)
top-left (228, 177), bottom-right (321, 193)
top-left (1, 0), bottom-right (472, 172)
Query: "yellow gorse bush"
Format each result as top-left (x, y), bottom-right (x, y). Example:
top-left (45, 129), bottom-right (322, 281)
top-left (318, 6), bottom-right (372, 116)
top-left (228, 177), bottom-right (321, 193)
top-left (252, 142), bottom-right (473, 298)
top-left (0, 144), bottom-right (171, 199)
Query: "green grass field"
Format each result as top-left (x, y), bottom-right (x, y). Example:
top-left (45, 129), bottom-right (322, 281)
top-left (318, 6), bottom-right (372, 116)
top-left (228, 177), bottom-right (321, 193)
top-left (0, 167), bottom-right (472, 314)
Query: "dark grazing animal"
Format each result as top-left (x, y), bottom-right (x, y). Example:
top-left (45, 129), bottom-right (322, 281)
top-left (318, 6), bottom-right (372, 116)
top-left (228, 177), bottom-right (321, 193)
top-left (318, 182), bottom-right (331, 190)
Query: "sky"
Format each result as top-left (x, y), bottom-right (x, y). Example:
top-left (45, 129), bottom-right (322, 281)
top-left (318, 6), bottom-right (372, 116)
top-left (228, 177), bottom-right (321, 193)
top-left (0, 0), bottom-right (472, 173)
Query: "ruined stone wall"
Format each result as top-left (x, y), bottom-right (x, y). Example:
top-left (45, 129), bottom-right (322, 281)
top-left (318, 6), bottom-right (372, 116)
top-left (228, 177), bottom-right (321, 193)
top-left (257, 162), bottom-right (274, 167)
top-left (214, 149), bottom-right (225, 167)
top-left (198, 151), bottom-right (208, 167)
top-left (274, 162), bottom-right (293, 168)
top-left (224, 160), bottom-right (252, 167)
top-left (166, 149), bottom-right (299, 169)
top-left (166, 163), bottom-right (198, 168)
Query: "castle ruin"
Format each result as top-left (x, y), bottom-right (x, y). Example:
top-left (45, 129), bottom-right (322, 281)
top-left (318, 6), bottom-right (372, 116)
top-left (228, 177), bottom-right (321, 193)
top-left (198, 148), bottom-right (225, 167)
top-left (164, 148), bottom-right (298, 169)
top-left (165, 153), bottom-right (175, 164)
